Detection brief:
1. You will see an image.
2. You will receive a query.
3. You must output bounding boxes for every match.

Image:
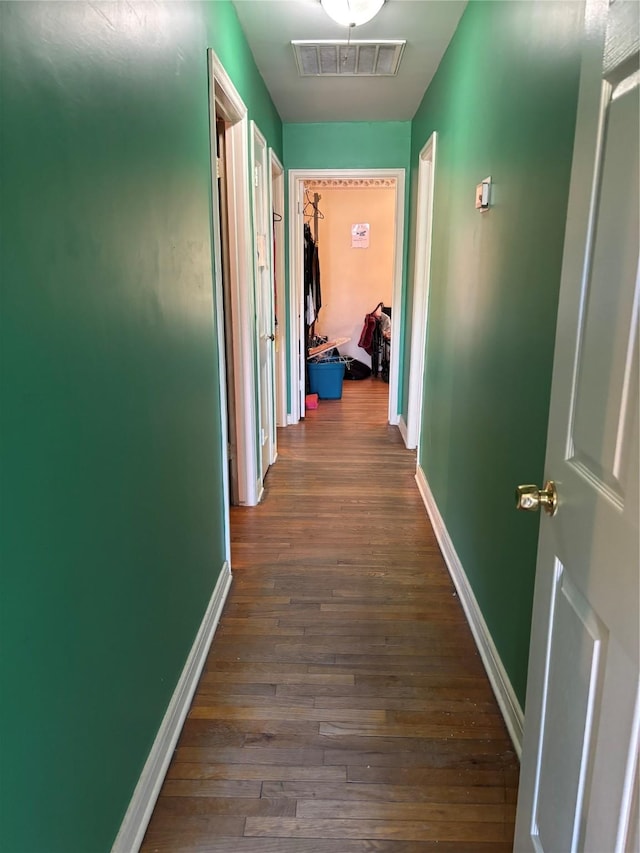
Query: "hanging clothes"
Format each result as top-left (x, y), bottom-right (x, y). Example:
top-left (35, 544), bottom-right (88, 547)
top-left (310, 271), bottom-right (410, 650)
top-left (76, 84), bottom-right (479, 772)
top-left (358, 302), bottom-right (391, 375)
top-left (312, 239), bottom-right (321, 316)
top-left (303, 223), bottom-right (322, 329)
top-left (358, 312), bottom-right (377, 355)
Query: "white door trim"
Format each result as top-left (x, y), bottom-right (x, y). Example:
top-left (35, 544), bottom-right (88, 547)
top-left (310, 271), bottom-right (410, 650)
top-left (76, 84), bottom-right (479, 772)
top-left (210, 50), bottom-right (245, 121)
top-left (269, 151), bottom-right (287, 431)
top-left (206, 49), bottom-right (231, 558)
top-left (405, 133), bottom-right (437, 450)
top-left (287, 173), bottom-right (305, 425)
top-left (208, 50), bottom-right (260, 507)
top-left (288, 168), bottom-right (406, 426)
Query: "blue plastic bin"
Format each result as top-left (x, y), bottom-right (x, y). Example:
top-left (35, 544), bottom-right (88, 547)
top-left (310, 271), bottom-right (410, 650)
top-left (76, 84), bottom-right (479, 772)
top-left (308, 358), bottom-right (345, 400)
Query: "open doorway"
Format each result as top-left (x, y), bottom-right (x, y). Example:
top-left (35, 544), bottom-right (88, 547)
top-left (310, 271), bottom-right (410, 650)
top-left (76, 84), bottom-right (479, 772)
top-left (214, 115), bottom-right (239, 505)
top-left (288, 169), bottom-right (405, 426)
top-left (207, 50), bottom-right (261, 508)
top-left (402, 132), bottom-right (437, 450)
top-left (303, 180), bottom-right (396, 385)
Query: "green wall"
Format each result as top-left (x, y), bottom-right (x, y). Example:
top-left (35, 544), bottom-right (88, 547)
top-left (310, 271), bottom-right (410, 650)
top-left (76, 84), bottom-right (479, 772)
top-left (284, 121), bottom-right (411, 171)
top-left (283, 121), bottom-right (412, 413)
top-left (407, 0), bottom-right (582, 705)
top-left (0, 2), bottom-right (280, 851)
top-left (207, 1), bottom-right (282, 158)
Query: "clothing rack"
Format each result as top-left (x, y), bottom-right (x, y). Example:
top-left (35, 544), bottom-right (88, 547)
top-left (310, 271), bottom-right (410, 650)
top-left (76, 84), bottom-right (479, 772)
top-left (303, 194), bottom-right (324, 399)
top-left (303, 190), bottom-right (323, 242)
top-left (358, 304), bottom-right (392, 383)
top-left (307, 336), bottom-right (350, 359)
top-left (312, 193), bottom-right (320, 242)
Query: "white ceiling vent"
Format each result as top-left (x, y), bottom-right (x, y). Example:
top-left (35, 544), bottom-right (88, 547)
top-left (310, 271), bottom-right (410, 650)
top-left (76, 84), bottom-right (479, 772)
top-left (292, 40), bottom-right (406, 77)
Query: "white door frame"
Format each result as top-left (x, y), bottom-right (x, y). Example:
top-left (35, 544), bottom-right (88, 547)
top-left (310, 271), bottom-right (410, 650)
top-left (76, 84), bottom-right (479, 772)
top-left (403, 133), bottom-right (437, 450)
top-left (288, 168), bottom-right (406, 425)
top-left (270, 151), bottom-right (287, 430)
top-left (208, 50), bottom-right (260, 508)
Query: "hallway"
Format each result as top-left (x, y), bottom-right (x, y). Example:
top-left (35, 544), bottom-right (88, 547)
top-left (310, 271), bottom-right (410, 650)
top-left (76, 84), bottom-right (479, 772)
top-left (141, 378), bottom-right (519, 852)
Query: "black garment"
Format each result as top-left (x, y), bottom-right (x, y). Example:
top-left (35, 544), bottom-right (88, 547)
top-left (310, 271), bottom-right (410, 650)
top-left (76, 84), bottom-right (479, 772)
top-left (303, 223), bottom-right (322, 323)
top-left (304, 224), bottom-right (323, 395)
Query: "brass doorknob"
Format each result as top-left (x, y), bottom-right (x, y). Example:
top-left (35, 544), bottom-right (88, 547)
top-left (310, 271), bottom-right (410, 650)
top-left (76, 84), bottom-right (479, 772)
top-left (515, 481), bottom-right (558, 516)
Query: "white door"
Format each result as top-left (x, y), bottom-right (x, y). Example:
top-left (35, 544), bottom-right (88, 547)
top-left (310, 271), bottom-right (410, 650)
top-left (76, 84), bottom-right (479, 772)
top-left (514, 1), bottom-right (639, 851)
top-left (270, 151), bottom-right (287, 430)
top-left (251, 123), bottom-right (275, 480)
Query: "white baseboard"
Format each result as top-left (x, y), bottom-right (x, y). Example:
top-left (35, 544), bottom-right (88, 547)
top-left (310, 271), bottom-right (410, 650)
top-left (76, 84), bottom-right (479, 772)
top-left (415, 466), bottom-right (524, 757)
top-left (111, 561), bottom-right (233, 852)
top-left (398, 415), bottom-right (409, 447)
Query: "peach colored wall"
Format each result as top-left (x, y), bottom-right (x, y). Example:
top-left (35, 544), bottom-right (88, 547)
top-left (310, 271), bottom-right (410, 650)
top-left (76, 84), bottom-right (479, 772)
top-left (309, 185), bottom-right (395, 366)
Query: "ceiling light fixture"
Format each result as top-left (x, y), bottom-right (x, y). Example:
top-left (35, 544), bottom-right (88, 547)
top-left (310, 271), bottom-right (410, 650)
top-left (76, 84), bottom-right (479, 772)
top-left (320, 0), bottom-right (385, 28)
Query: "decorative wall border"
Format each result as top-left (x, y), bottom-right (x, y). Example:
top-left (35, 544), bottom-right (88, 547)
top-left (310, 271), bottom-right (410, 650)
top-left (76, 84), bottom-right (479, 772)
top-left (304, 178), bottom-right (396, 189)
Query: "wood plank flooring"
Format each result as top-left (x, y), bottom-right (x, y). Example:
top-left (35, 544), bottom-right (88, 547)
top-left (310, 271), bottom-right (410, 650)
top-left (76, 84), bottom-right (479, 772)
top-left (141, 378), bottom-right (519, 852)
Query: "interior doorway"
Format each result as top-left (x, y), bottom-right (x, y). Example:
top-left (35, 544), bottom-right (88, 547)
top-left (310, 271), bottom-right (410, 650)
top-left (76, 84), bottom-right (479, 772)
top-left (403, 132), bottom-right (437, 450)
top-left (207, 50), bottom-right (260, 508)
top-left (288, 169), bottom-right (406, 425)
top-left (215, 116), bottom-right (239, 505)
top-left (304, 180), bottom-right (396, 380)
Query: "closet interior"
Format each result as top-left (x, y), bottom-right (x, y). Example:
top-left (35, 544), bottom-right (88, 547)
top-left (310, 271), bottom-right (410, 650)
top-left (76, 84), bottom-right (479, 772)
top-left (302, 179), bottom-right (396, 394)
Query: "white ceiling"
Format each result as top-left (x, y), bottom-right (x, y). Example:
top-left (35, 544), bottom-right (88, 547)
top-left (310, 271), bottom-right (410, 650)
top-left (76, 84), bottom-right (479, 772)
top-left (231, 0), bottom-right (467, 123)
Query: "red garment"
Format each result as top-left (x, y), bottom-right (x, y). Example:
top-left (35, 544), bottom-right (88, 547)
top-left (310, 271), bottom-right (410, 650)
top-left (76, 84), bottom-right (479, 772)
top-left (358, 313), bottom-right (377, 355)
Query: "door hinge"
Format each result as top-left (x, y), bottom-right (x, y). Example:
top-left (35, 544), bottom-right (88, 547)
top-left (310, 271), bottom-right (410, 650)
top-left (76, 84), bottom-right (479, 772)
top-left (254, 167), bottom-right (259, 187)
top-left (216, 157), bottom-right (222, 179)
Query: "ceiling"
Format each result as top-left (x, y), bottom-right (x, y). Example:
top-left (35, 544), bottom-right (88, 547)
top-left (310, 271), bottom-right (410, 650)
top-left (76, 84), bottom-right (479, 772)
top-left (231, 0), bottom-right (467, 123)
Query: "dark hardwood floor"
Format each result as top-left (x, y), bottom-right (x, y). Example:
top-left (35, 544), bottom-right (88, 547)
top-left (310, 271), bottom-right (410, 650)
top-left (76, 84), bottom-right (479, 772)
top-left (141, 378), bottom-right (519, 852)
